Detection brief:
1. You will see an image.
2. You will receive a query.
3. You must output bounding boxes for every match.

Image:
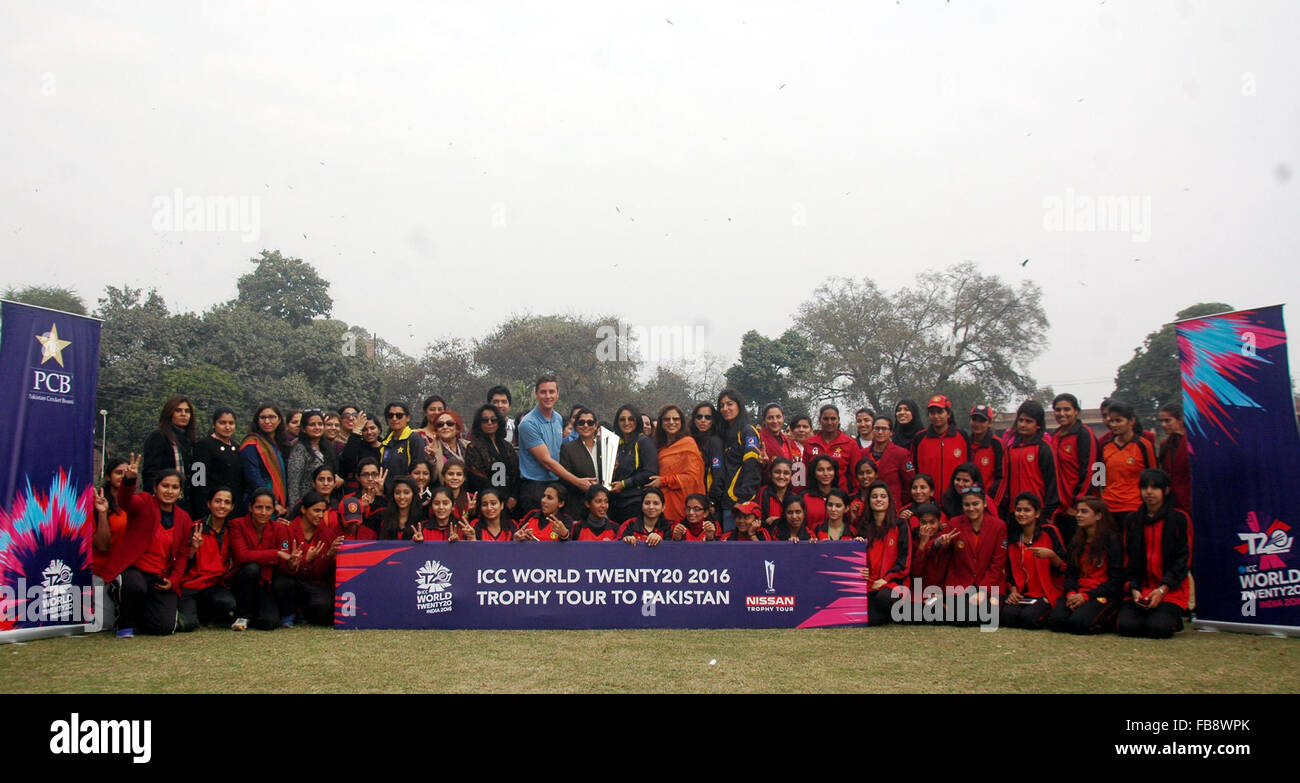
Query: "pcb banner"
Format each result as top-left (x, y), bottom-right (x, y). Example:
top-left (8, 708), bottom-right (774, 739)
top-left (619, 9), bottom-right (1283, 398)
top-left (1176, 305), bottom-right (1300, 633)
top-left (0, 301), bottom-right (102, 637)
top-left (334, 541), bottom-right (869, 629)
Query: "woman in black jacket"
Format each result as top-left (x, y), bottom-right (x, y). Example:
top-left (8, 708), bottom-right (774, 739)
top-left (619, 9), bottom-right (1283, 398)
top-left (192, 406), bottom-right (245, 515)
top-left (141, 394), bottom-right (197, 514)
top-left (558, 407), bottom-right (601, 519)
top-left (609, 404), bottom-right (658, 522)
top-left (464, 403), bottom-right (521, 514)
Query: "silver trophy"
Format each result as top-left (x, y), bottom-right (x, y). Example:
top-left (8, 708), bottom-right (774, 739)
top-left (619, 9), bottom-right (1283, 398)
top-left (596, 426), bottom-right (621, 489)
top-left (764, 560), bottom-right (775, 594)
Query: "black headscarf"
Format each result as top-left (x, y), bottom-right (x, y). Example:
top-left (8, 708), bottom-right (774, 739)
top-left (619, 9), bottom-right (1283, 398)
top-left (892, 399), bottom-right (922, 448)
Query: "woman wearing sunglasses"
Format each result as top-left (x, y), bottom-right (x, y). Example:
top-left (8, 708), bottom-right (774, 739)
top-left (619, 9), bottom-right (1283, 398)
top-left (465, 403), bottom-right (520, 513)
top-left (650, 404), bottom-right (705, 524)
top-left (559, 407), bottom-right (602, 519)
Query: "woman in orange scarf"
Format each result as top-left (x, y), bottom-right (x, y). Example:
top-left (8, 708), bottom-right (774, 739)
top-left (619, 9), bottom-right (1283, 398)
top-left (648, 404), bottom-right (705, 523)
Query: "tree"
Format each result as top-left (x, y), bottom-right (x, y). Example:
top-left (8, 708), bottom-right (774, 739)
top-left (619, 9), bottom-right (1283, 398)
top-left (1112, 302), bottom-right (1233, 425)
top-left (474, 314), bottom-right (641, 417)
top-left (235, 249), bottom-right (333, 327)
top-left (793, 263), bottom-right (1048, 417)
top-left (724, 329), bottom-right (814, 415)
top-left (3, 285), bottom-right (87, 315)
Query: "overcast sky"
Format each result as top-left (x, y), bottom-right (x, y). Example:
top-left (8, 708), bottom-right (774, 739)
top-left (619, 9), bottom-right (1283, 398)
top-left (4, 1), bottom-right (1298, 408)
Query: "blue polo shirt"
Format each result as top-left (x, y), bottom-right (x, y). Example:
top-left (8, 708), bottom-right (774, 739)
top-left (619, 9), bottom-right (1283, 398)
top-left (518, 406), bottom-right (563, 481)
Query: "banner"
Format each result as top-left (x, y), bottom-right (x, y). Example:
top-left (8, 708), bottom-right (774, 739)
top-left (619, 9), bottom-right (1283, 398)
top-left (0, 301), bottom-right (102, 639)
top-left (1176, 305), bottom-right (1300, 634)
top-left (334, 541), bottom-right (868, 629)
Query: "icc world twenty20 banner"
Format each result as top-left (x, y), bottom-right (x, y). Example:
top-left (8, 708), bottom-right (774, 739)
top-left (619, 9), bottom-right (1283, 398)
top-left (0, 301), bottom-right (102, 637)
top-left (1176, 305), bottom-right (1300, 633)
top-left (335, 541), bottom-right (869, 629)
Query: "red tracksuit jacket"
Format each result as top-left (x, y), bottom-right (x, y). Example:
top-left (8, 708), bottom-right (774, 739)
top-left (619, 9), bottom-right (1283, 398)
top-left (230, 515), bottom-right (291, 585)
top-left (1008, 523), bottom-right (1066, 604)
top-left (179, 519), bottom-right (233, 591)
top-left (1002, 435), bottom-right (1060, 518)
top-left (911, 427), bottom-right (971, 491)
top-left (865, 441), bottom-right (916, 507)
top-left (968, 433), bottom-right (1005, 509)
top-left (804, 432), bottom-right (860, 494)
top-left (863, 519), bottom-right (912, 590)
top-left (104, 478), bottom-right (194, 594)
top-left (942, 513), bottom-right (1008, 591)
top-left (1052, 421), bottom-right (1097, 507)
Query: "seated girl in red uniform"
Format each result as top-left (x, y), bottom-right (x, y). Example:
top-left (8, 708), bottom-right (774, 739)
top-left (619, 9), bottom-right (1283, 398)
top-left (803, 455), bottom-right (840, 533)
top-left (177, 486), bottom-right (237, 632)
top-left (229, 488), bottom-right (293, 631)
top-left (772, 495), bottom-right (812, 542)
top-left (418, 486), bottom-right (465, 541)
top-left (720, 501), bottom-right (772, 541)
top-left (569, 485), bottom-right (620, 541)
top-left (379, 477), bottom-right (424, 541)
top-left (757, 458), bottom-right (797, 533)
top-left (898, 473), bottom-right (937, 528)
top-left (846, 456), bottom-right (880, 528)
top-left (1048, 497), bottom-right (1124, 634)
top-left (855, 481), bottom-right (911, 625)
top-left (671, 493), bottom-right (718, 541)
top-left (516, 483), bottom-right (573, 541)
top-left (1117, 469), bottom-right (1192, 639)
top-left (103, 456), bottom-right (194, 638)
top-left (937, 486), bottom-right (1006, 623)
top-left (619, 488), bottom-right (672, 545)
top-left (467, 488), bottom-right (518, 541)
top-left (1001, 492), bottom-right (1067, 630)
top-left (813, 489), bottom-right (854, 541)
top-left (278, 491), bottom-right (342, 626)
top-left (908, 502), bottom-right (951, 600)
top-left (92, 457), bottom-right (130, 631)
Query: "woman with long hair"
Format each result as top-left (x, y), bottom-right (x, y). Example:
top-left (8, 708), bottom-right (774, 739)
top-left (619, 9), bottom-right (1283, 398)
top-left (803, 454), bottom-right (840, 533)
top-left (689, 401), bottom-right (726, 508)
top-left (441, 461), bottom-right (474, 521)
top-left (102, 455), bottom-right (195, 637)
top-left (609, 403), bottom-right (658, 522)
top-left (715, 389), bottom-right (763, 531)
top-left (176, 486), bottom-right (238, 632)
top-left (650, 404), bottom-right (705, 524)
top-left (419, 486), bottom-right (469, 542)
top-left (1156, 403), bottom-right (1193, 513)
top-left (672, 493), bottom-right (718, 541)
top-left (467, 488), bottom-right (517, 542)
top-left (1117, 469), bottom-right (1192, 639)
top-left (855, 481), bottom-right (912, 626)
top-left (757, 457), bottom-right (796, 533)
top-left (240, 403), bottom-right (289, 518)
top-left (414, 395), bottom-right (448, 453)
top-left (618, 487), bottom-right (671, 546)
top-left (515, 483), bottom-right (573, 541)
top-left (379, 477), bottom-right (423, 541)
top-left (1048, 497), bottom-right (1125, 634)
top-left (899, 473), bottom-right (938, 528)
top-left (338, 411), bottom-right (381, 488)
top-left (940, 462), bottom-right (984, 521)
top-left (408, 459), bottom-right (436, 516)
top-left (1099, 400), bottom-right (1158, 516)
top-left (569, 485), bottom-right (620, 541)
top-left (140, 394), bottom-right (197, 513)
top-left (92, 457), bottom-right (130, 585)
top-left (464, 403), bottom-right (521, 513)
top-left (1001, 492), bottom-right (1067, 630)
top-left (772, 494), bottom-right (812, 542)
top-left (846, 455), bottom-right (880, 527)
top-left (192, 406), bottom-right (245, 516)
top-left (813, 489), bottom-right (854, 541)
top-left (426, 409), bottom-right (472, 484)
top-left (286, 409), bottom-right (339, 511)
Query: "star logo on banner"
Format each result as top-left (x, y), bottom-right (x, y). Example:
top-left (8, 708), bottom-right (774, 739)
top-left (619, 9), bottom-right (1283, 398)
top-left (36, 323), bottom-right (71, 367)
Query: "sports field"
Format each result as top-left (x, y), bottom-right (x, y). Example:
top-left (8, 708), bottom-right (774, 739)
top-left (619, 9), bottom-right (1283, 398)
top-left (3, 625), bottom-right (1298, 693)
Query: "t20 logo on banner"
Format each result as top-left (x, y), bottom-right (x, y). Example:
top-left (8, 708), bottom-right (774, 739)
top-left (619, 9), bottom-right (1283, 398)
top-left (1235, 512), bottom-right (1299, 617)
top-left (415, 560), bottom-right (453, 615)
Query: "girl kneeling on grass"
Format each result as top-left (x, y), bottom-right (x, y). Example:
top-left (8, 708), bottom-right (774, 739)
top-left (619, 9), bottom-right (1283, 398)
top-left (619, 488), bottom-right (672, 545)
top-left (856, 481), bottom-right (911, 626)
top-left (229, 488), bottom-right (293, 631)
top-left (1048, 497), bottom-right (1124, 635)
top-left (1001, 492), bottom-right (1066, 630)
top-left (279, 491), bottom-right (343, 627)
top-left (177, 487), bottom-right (237, 632)
top-left (105, 455), bottom-right (194, 638)
top-left (937, 486), bottom-right (1007, 625)
top-left (1117, 469), bottom-right (1191, 639)
top-left (672, 493), bottom-right (718, 541)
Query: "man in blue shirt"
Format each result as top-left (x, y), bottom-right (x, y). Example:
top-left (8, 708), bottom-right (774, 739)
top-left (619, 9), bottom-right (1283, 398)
top-left (518, 375), bottom-right (596, 513)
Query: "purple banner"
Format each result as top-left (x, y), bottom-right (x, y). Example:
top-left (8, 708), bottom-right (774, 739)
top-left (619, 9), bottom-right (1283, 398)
top-left (0, 301), bottom-right (102, 633)
top-left (1176, 305), bottom-right (1300, 630)
top-left (334, 541), bottom-right (869, 629)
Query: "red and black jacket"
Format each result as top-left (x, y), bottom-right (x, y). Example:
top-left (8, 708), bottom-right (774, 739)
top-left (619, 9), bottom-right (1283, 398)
top-left (804, 431), bottom-right (860, 494)
top-left (941, 513), bottom-right (1008, 591)
top-left (910, 529), bottom-right (952, 590)
top-left (1008, 523), bottom-right (1066, 604)
top-left (419, 519), bottom-right (458, 541)
top-left (757, 486), bottom-right (794, 528)
top-left (104, 478), bottom-right (195, 594)
top-left (517, 509), bottom-right (574, 541)
top-left (860, 518), bottom-right (911, 590)
top-left (229, 514), bottom-right (291, 586)
top-left (1123, 502), bottom-right (1191, 610)
top-left (570, 517), bottom-right (619, 541)
top-left (673, 519), bottom-right (716, 541)
top-left (1064, 532), bottom-right (1124, 602)
top-left (617, 517), bottom-right (672, 542)
top-left (179, 517), bottom-right (234, 591)
top-left (1051, 421), bottom-right (1097, 511)
top-left (281, 518), bottom-right (341, 584)
top-left (969, 432), bottom-right (1005, 509)
top-left (759, 427), bottom-right (792, 485)
top-left (1002, 434), bottom-right (1060, 520)
top-left (867, 441), bottom-right (916, 508)
top-left (911, 426), bottom-right (971, 492)
top-left (1157, 432), bottom-right (1193, 513)
top-left (473, 518), bottom-right (518, 542)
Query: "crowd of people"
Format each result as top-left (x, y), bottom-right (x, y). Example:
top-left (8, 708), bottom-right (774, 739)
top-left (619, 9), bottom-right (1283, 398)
top-left (91, 377), bottom-right (1195, 640)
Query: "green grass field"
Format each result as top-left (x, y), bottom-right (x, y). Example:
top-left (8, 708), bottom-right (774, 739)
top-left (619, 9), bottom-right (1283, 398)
top-left (3, 624), bottom-right (1298, 693)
